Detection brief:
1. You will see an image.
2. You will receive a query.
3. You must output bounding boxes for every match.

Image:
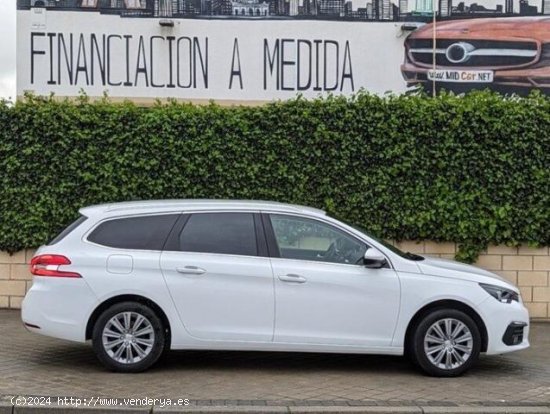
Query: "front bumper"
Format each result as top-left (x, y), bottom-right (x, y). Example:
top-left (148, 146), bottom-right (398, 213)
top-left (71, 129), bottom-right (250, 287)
top-left (401, 63), bottom-right (550, 90)
top-left (502, 321), bottom-right (528, 346)
top-left (477, 295), bottom-right (530, 355)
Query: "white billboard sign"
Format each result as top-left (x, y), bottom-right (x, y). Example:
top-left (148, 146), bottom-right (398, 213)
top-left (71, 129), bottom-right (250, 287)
top-left (17, 10), bottom-right (409, 101)
top-left (17, 0), bottom-right (550, 102)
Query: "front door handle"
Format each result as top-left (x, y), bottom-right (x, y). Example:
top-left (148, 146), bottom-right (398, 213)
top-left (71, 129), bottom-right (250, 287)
top-left (278, 274), bottom-right (307, 284)
top-left (176, 266), bottom-right (206, 275)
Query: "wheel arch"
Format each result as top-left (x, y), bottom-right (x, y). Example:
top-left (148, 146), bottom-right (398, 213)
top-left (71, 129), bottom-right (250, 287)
top-left (404, 299), bottom-right (488, 354)
top-left (85, 294), bottom-right (172, 346)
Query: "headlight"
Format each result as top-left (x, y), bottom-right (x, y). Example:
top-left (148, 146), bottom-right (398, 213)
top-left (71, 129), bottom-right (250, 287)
top-left (480, 283), bottom-right (519, 304)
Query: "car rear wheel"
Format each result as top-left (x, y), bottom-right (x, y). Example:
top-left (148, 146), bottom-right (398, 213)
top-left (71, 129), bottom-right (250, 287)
top-left (92, 302), bottom-right (166, 372)
top-left (412, 309), bottom-right (481, 377)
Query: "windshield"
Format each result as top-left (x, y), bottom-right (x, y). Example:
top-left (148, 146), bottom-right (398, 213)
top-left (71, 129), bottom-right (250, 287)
top-left (48, 215), bottom-right (88, 245)
top-left (370, 235), bottom-right (425, 261)
top-left (337, 219), bottom-right (425, 261)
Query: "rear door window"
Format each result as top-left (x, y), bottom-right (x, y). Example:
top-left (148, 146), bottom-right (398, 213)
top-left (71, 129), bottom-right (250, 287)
top-left (178, 213), bottom-right (258, 257)
top-left (88, 214), bottom-right (180, 250)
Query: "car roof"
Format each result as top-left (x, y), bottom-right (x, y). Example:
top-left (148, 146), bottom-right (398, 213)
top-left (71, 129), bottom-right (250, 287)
top-left (79, 199), bottom-right (326, 217)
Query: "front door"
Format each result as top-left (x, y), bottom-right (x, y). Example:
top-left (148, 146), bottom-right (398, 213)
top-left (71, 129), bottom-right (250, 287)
top-left (160, 212), bottom-right (275, 342)
top-left (267, 213), bottom-right (400, 348)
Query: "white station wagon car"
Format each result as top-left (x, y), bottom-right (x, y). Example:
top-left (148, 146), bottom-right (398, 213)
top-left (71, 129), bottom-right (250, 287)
top-left (22, 200), bottom-right (529, 376)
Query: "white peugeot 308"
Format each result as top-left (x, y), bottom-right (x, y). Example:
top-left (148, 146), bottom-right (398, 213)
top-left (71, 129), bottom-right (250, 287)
top-left (22, 200), bottom-right (529, 376)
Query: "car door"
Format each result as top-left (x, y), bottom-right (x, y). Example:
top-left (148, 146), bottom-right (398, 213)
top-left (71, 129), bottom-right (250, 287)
top-left (160, 212), bottom-right (275, 342)
top-left (266, 213), bottom-right (400, 348)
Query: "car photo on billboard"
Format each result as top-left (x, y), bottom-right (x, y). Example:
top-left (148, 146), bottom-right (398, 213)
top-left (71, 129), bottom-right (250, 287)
top-left (401, 16), bottom-right (550, 95)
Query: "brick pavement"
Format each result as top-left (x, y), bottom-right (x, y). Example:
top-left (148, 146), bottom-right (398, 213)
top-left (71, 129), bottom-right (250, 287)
top-left (0, 310), bottom-right (549, 407)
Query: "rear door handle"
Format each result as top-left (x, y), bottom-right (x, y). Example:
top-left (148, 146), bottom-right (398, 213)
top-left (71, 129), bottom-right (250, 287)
top-left (278, 274), bottom-right (307, 284)
top-left (176, 266), bottom-right (206, 275)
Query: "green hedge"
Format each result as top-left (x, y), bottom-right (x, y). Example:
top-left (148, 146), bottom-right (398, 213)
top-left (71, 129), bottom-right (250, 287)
top-left (0, 92), bottom-right (549, 261)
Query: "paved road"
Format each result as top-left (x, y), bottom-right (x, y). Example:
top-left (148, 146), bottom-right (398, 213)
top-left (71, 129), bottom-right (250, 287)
top-left (1, 310), bottom-right (549, 406)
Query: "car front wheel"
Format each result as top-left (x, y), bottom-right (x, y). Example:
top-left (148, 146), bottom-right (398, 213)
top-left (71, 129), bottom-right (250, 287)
top-left (412, 309), bottom-right (481, 377)
top-left (92, 302), bottom-right (166, 372)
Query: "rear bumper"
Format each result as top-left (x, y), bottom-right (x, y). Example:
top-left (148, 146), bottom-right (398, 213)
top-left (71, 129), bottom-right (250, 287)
top-left (21, 277), bottom-right (99, 343)
top-left (477, 296), bottom-right (530, 355)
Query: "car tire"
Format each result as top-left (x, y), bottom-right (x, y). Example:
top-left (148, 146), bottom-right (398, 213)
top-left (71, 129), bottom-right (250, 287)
top-left (412, 309), bottom-right (481, 377)
top-left (92, 301), bottom-right (166, 372)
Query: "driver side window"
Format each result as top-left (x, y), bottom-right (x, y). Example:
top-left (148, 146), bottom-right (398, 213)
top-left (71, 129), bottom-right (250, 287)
top-left (269, 215), bottom-right (367, 265)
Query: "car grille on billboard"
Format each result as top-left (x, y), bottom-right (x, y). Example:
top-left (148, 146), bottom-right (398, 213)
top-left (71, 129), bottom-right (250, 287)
top-left (407, 39), bottom-right (539, 68)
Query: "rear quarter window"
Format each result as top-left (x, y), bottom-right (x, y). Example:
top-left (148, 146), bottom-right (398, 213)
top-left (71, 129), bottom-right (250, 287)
top-left (87, 214), bottom-right (180, 250)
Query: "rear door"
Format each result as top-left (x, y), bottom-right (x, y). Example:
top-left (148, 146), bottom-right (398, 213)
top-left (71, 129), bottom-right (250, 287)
top-left (160, 212), bottom-right (275, 342)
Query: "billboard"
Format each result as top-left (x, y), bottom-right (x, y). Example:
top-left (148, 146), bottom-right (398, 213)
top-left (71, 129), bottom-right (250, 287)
top-left (16, 0), bottom-right (550, 101)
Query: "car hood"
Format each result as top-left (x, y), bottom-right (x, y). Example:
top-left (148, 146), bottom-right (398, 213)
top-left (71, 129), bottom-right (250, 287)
top-left (417, 256), bottom-right (512, 286)
top-left (411, 16), bottom-right (550, 40)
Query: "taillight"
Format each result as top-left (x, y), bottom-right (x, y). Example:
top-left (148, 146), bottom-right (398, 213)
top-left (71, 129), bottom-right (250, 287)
top-left (30, 255), bottom-right (81, 278)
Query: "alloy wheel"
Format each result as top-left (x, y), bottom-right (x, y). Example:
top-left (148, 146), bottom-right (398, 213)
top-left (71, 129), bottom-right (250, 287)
top-left (423, 318), bottom-right (473, 370)
top-left (102, 311), bottom-right (155, 364)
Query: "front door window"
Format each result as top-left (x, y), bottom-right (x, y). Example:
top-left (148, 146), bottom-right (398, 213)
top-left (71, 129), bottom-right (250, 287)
top-left (270, 215), bottom-right (367, 265)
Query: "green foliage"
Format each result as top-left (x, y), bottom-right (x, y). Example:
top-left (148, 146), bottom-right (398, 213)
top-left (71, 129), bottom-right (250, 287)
top-left (0, 91), bottom-right (549, 261)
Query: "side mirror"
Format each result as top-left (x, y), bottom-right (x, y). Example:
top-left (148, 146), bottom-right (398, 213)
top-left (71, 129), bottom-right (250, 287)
top-left (363, 248), bottom-right (387, 269)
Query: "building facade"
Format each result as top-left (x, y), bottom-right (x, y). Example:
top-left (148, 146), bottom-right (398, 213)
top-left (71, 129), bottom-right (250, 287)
top-left (231, 0), bottom-right (269, 15)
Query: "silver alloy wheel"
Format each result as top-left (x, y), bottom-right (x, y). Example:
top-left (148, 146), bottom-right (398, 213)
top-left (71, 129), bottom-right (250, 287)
top-left (102, 311), bottom-right (155, 364)
top-left (424, 318), bottom-right (473, 370)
